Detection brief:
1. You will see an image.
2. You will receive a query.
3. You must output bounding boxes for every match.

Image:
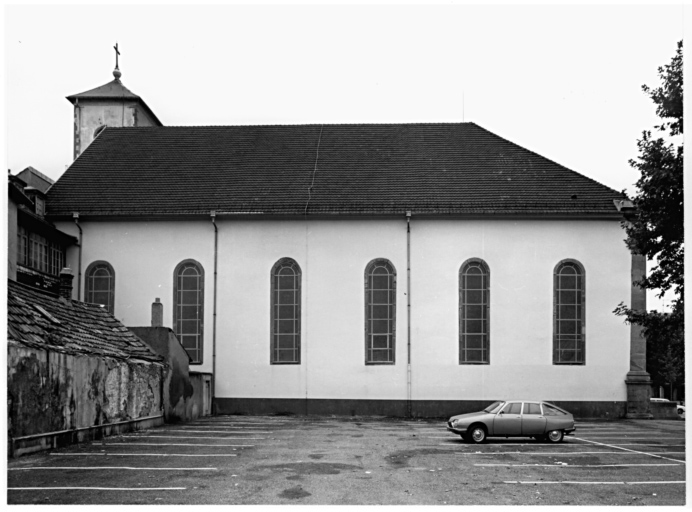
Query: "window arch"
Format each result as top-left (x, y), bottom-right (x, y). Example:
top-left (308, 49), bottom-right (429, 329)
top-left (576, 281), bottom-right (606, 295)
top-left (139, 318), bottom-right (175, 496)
top-left (85, 261), bottom-right (115, 314)
top-left (553, 259), bottom-right (585, 365)
top-left (271, 258), bottom-right (302, 364)
top-left (365, 258), bottom-right (396, 364)
top-left (459, 258), bottom-right (490, 364)
top-left (173, 259), bottom-right (204, 364)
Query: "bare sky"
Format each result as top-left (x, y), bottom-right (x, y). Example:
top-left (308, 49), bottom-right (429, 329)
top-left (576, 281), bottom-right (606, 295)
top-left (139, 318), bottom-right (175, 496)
top-left (3, 2), bottom-right (685, 311)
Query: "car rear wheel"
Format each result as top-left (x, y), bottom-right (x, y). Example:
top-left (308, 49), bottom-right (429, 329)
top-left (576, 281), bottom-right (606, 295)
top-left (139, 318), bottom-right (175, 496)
top-left (469, 425), bottom-right (487, 444)
top-left (546, 429), bottom-right (564, 443)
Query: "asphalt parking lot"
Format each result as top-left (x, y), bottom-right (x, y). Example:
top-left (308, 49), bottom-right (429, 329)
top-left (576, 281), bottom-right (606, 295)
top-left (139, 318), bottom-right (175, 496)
top-left (7, 415), bottom-right (686, 505)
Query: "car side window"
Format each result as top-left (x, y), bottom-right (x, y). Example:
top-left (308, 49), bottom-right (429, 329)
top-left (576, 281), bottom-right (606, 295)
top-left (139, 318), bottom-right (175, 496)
top-left (542, 404), bottom-right (565, 416)
top-left (524, 403), bottom-right (541, 415)
top-left (504, 402), bottom-right (522, 414)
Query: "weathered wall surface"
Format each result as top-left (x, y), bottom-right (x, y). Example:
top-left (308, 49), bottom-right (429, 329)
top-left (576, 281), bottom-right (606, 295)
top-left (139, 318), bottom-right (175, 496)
top-left (7, 343), bottom-right (163, 439)
top-left (8, 197), bottom-right (17, 280)
top-left (130, 326), bottom-right (204, 422)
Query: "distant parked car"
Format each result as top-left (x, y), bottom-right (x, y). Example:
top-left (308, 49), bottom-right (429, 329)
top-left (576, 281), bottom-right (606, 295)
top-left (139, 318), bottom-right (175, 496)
top-left (677, 404), bottom-right (685, 415)
top-left (650, 397), bottom-right (671, 403)
top-left (447, 400), bottom-right (576, 444)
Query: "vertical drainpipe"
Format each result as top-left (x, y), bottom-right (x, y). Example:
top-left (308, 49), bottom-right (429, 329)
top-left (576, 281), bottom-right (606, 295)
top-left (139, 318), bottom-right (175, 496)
top-left (210, 211), bottom-right (218, 415)
top-left (73, 213), bottom-right (82, 300)
top-left (406, 210), bottom-right (412, 418)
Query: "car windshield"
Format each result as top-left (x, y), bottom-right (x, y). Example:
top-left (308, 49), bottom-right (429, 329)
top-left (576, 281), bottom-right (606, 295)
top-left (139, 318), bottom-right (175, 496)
top-left (484, 401), bottom-right (505, 413)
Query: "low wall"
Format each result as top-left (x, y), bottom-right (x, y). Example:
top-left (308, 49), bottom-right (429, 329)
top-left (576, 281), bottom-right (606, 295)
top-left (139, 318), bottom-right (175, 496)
top-left (7, 343), bottom-right (164, 457)
top-left (130, 327), bottom-right (210, 422)
top-left (649, 401), bottom-right (680, 420)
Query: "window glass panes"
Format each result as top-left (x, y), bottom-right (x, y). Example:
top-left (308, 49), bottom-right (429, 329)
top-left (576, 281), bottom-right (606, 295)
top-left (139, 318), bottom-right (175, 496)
top-left (271, 259), bottom-right (301, 364)
top-left (459, 260), bottom-right (489, 364)
top-left (174, 261), bottom-right (204, 364)
top-left (365, 259), bottom-right (395, 364)
top-left (85, 261), bottom-right (115, 314)
top-left (554, 261), bottom-right (585, 364)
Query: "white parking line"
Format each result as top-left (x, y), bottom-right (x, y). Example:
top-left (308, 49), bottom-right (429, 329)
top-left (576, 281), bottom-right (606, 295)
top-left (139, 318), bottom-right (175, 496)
top-left (155, 429), bottom-right (271, 434)
top-left (575, 437), bottom-right (687, 464)
top-left (476, 463), bottom-right (681, 467)
top-left (99, 443), bottom-right (253, 447)
top-left (8, 487), bottom-right (187, 491)
top-left (50, 453), bottom-right (237, 457)
top-left (9, 466), bottom-right (218, 471)
top-left (454, 451), bottom-right (685, 456)
top-left (122, 435), bottom-right (266, 440)
top-left (503, 481), bottom-right (685, 485)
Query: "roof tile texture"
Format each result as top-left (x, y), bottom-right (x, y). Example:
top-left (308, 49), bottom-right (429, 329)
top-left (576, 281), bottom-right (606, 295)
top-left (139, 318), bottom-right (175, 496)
top-left (7, 280), bottom-right (163, 364)
top-left (47, 123), bottom-right (623, 216)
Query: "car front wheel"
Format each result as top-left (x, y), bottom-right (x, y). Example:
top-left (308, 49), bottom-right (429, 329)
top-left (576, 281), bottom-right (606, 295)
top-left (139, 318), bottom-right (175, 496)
top-left (469, 425), bottom-right (487, 444)
top-left (546, 429), bottom-right (564, 443)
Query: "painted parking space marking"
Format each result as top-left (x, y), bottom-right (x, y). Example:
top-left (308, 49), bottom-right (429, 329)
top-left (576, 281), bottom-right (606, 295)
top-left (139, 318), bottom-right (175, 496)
top-left (575, 437), bottom-right (686, 464)
top-left (122, 435), bottom-right (266, 440)
top-left (476, 463), bottom-right (682, 467)
top-left (454, 451), bottom-right (685, 456)
top-left (439, 443), bottom-right (685, 448)
top-left (50, 453), bottom-right (237, 457)
top-left (10, 466), bottom-right (218, 471)
top-left (503, 481), bottom-right (685, 485)
top-left (99, 443), bottom-right (254, 447)
top-left (155, 429), bottom-right (272, 434)
top-left (9, 487), bottom-right (187, 491)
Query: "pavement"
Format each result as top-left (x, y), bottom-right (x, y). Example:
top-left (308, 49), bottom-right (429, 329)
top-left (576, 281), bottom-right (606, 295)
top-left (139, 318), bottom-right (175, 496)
top-left (7, 414), bottom-right (687, 505)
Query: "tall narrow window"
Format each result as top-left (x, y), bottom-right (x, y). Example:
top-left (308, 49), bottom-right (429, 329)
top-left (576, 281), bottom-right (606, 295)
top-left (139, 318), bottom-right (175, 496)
top-left (271, 258), bottom-right (301, 364)
top-left (174, 260), bottom-right (204, 364)
top-left (459, 259), bottom-right (490, 364)
top-left (553, 260), bottom-right (585, 365)
top-left (85, 261), bottom-right (115, 314)
top-left (365, 259), bottom-right (396, 364)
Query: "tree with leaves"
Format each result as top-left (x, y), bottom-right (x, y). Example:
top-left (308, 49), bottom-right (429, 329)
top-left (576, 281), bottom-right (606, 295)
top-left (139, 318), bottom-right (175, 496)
top-left (614, 41), bottom-right (684, 398)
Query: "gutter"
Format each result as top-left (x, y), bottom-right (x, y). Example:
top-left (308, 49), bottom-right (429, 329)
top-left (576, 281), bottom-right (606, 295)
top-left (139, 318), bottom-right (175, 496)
top-left (210, 211), bottom-right (218, 414)
top-left (73, 213), bottom-right (82, 300)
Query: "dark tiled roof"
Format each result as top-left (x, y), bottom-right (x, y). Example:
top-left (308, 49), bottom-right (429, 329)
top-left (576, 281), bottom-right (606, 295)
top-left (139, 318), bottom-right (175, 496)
top-left (47, 123), bottom-right (623, 217)
top-left (7, 280), bottom-right (163, 364)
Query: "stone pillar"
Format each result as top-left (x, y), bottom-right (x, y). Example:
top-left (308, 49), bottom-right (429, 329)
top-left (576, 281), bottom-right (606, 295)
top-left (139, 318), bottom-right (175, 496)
top-left (152, 298), bottom-right (163, 327)
top-left (625, 253), bottom-right (652, 419)
top-left (59, 268), bottom-right (74, 300)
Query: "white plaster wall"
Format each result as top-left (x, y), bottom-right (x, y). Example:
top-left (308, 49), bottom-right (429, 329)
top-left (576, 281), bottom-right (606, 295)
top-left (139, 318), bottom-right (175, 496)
top-left (56, 217), bottom-right (631, 402)
top-left (411, 219), bottom-right (631, 402)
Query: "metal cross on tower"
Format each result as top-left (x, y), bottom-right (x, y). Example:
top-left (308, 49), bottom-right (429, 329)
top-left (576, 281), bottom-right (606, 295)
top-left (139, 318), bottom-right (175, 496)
top-left (113, 42), bottom-right (120, 70)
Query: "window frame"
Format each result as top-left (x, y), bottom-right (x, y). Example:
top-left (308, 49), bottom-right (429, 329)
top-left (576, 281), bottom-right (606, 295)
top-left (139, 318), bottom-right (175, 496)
top-left (173, 259), bottom-right (205, 365)
top-left (270, 257), bottom-right (302, 365)
top-left (364, 258), bottom-right (397, 365)
top-left (459, 258), bottom-right (490, 364)
top-left (85, 260), bottom-right (116, 314)
top-left (553, 259), bottom-right (586, 365)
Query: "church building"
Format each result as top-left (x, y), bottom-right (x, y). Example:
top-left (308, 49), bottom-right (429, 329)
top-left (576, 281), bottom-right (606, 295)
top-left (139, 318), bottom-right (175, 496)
top-left (44, 62), bottom-right (652, 419)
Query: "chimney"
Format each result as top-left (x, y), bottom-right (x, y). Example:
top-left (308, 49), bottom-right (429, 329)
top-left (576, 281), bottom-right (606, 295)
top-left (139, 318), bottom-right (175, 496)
top-left (152, 298), bottom-right (163, 327)
top-left (59, 268), bottom-right (74, 299)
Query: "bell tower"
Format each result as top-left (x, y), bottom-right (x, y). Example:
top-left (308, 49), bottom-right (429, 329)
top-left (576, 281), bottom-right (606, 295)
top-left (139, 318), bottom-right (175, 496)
top-left (66, 43), bottom-right (163, 160)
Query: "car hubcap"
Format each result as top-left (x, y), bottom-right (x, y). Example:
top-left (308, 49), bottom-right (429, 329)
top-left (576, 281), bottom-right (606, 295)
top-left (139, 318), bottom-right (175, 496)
top-left (472, 429), bottom-right (484, 442)
top-left (548, 430), bottom-right (561, 442)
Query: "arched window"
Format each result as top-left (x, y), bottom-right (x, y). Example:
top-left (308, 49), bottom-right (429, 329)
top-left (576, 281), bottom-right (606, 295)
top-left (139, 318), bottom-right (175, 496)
top-left (553, 260), bottom-right (585, 365)
top-left (271, 258), bottom-right (301, 364)
top-left (85, 261), bottom-right (115, 314)
top-left (459, 259), bottom-right (490, 364)
top-left (365, 259), bottom-right (396, 364)
top-left (173, 259), bottom-right (204, 364)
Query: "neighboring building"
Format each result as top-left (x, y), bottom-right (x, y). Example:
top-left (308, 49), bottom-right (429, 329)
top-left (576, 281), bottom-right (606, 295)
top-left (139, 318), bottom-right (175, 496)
top-left (44, 68), bottom-right (652, 420)
top-left (8, 169), bottom-right (76, 294)
top-left (7, 277), bottom-right (165, 456)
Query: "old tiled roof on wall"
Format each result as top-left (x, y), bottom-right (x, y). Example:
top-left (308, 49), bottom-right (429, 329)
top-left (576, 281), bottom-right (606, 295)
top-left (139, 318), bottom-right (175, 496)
top-left (47, 122), bottom-right (624, 217)
top-left (7, 280), bottom-right (163, 364)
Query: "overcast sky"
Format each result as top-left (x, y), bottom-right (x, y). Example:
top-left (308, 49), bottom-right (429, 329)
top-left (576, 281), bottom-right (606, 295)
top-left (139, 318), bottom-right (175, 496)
top-left (4, 3), bottom-right (685, 311)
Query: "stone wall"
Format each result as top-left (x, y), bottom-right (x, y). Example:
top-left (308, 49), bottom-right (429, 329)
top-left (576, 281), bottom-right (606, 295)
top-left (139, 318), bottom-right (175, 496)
top-left (7, 343), bottom-right (164, 455)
